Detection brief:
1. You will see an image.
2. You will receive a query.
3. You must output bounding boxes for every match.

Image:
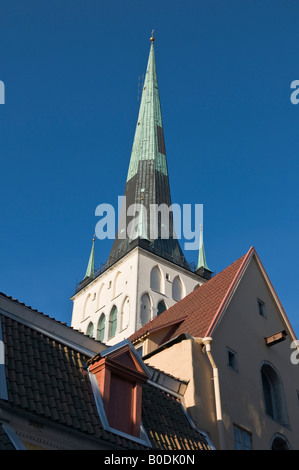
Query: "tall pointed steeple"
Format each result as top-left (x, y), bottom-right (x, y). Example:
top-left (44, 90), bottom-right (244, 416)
top-left (126, 31), bottom-right (167, 183)
top-left (71, 35), bottom-right (212, 344)
top-left (84, 235), bottom-right (95, 279)
top-left (107, 33), bottom-right (189, 269)
top-left (196, 226), bottom-right (212, 280)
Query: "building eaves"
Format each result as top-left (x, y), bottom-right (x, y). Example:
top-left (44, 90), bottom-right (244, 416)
top-left (0, 308), bottom-right (212, 450)
top-left (0, 313), bottom-right (149, 450)
top-left (147, 364), bottom-right (189, 397)
top-left (143, 333), bottom-right (193, 361)
top-left (0, 423), bottom-right (23, 450)
top-left (0, 292), bottom-right (106, 357)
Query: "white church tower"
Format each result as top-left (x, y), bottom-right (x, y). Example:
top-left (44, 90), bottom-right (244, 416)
top-left (70, 34), bottom-right (212, 346)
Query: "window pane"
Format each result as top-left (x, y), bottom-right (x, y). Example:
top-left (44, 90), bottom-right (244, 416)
top-left (157, 301), bottom-right (166, 316)
top-left (243, 432), bottom-right (252, 450)
top-left (87, 322), bottom-right (94, 338)
top-left (109, 306), bottom-right (117, 338)
top-left (234, 426), bottom-right (251, 450)
top-left (98, 315), bottom-right (105, 342)
top-left (258, 299), bottom-right (265, 317)
top-left (234, 427), bottom-right (242, 450)
top-left (227, 348), bottom-right (237, 371)
top-left (261, 370), bottom-right (275, 418)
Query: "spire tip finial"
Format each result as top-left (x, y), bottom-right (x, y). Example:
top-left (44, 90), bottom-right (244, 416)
top-left (150, 29), bottom-right (155, 43)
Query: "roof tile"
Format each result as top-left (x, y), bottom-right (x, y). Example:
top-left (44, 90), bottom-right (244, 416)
top-left (130, 250), bottom-right (250, 343)
top-left (1, 312), bottom-right (212, 450)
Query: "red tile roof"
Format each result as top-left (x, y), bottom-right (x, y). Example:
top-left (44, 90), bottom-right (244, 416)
top-left (0, 309), bottom-right (212, 450)
top-left (130, 247), bottom-right (254, 344)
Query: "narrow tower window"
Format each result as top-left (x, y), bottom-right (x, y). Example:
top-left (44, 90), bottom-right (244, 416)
top-left (86, 322), bottom-right (94, 338)
top-left (140, 293), bottom-right (151, 326)
top-left (172, 276), bottom-right (184, 301)
top-left (150, 265), bottom-right (163, 292)
top-left (157, 300), bottom-right (167, 316)
top-left (108, 306), bottom-right (117, 339)
top-left (113, 271), bottom-right (122, 298)
top-left (97, 313), bottom-right (105, 342)
top-left (120, 297), bottom-right (130, 331)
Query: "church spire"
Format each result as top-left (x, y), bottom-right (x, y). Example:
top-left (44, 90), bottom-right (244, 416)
top-left (196, 225), bottom-right (212, 279)
top-left (107, 34), bottom-right (189, 270)
top-left (84, 235), bottom-right (95, 279)
top-left (126, 32), bottom-right (167, 183)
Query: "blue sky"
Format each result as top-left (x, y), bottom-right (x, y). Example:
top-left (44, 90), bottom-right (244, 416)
top-left (0, 1), bottom-right (298, 335)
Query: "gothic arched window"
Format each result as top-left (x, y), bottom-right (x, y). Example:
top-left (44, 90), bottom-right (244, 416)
top-left (108, 306), bottom-right (117, 339)
top-left (86, 322), bottom-right (94, 338)
top-left (120, 297), bottom-right (130, 331)
top-left (260, 363), bottom-right (289, 426)
top-left (97, 313), bottom-right (105, 342)
top-left (150, 265), bottom-right (163, 293)
top-left (271, 434), bottom-right (291, 450)
top-left (113, 271), bottom-right (122, 298)
top-left (157, 300), bottom-right (167, 316)
top-left (172, 276), bottom-right (185, 301)
top-left (140, 293), bottom-right (151, 326)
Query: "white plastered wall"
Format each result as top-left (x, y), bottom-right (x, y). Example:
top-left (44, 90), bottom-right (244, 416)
top-left (71, 247), bottom-right (205, 346)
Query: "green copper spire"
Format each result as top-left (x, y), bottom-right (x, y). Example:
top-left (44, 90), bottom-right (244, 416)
top-left (126, 32), bottom-right (167, 182)
top-left (196, 225), bottom-right (210, 271)
top-left (107, 33), bottom-right (189, 270)
top-left (84, 235), bottom-right (95, 279)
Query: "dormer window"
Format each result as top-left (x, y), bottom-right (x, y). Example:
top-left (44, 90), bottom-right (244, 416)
top-left (88, 342), bottom-right (150, 443)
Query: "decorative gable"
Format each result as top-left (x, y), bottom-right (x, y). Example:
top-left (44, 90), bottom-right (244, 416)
top-left (88, 341), bottom-right (149, 438)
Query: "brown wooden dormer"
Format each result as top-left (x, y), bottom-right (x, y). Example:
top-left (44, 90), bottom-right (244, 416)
top-left (88, 341), bottom-right (149, 438)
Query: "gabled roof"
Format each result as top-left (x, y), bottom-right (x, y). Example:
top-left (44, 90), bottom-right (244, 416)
top-left (130, 246), bottom-right (296, 345)
top-left (0, 301), bottom-right (212, 450)
top-left (130, 249), bottom-right (249, 343)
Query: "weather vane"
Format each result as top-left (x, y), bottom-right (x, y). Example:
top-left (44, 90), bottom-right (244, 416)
top-left (150, 29), bottom-right (155, 42)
